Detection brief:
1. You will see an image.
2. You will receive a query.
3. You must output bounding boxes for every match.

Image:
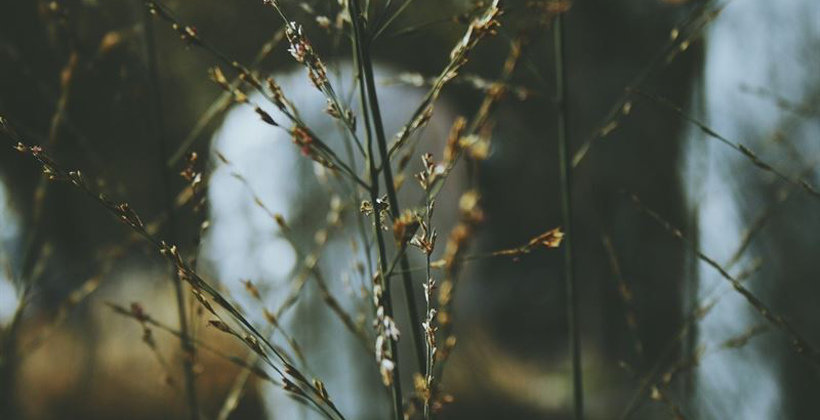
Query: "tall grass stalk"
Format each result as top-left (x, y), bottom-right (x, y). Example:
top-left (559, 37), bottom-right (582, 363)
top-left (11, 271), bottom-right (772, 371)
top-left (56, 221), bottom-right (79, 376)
top-left (349, 1), bottom-right (404, 417)
top-left (141, 6), bottom-right (199, 418)
top-left (422, 179), bottom-right (435, 420)
top-left (349, 0), bottom-right (426, 375)
top-left (628, 193), bottom-right (820, 368)
top-left (553, 12), bottom-right (584, 420)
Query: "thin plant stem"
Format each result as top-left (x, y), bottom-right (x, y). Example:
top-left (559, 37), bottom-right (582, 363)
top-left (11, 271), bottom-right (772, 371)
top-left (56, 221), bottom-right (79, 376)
top-left (350, 0), bottom-right (426, 373)
top-left (422, 186), bottom-right (435, 419)
top-left (631, 88), bottom-right (820, 201)
top-left (601, 235), bottom-right (644, 364)
top-left (147, 0), bottom-right (369, 191)
top-left (350, 1), bottom-right (403, 417)
top-left (553, 12), bottom-right (584, 420)
top-left (570, 0), bottom-right (726, 168)
top-left (628, 193), bottom-right (820, 368)
top-left (372, 0), bottom-right (418, 40)
top-left (618, 259), bottom-right (763, 420)
top-left (141, 6), bottom-right (199, 419)
top-left (167, 27), bottom-right (287, 167)
top-left (2, 119), bottom-right (344, 420)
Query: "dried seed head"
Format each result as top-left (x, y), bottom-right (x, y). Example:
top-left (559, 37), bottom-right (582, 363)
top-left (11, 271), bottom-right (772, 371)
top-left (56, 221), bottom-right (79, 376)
top-left (312, 379), bottom-right (330, 401)
top-left (393, 210), bottom-right (421, 245)
top-left (444, 117), bottom-right (468, 163)
top-left (360, 200), bottom-right (374, 215)
top-left (130, 302), bottom-right (148, 322)
top-left (263, 308), bottom-right (278, 326)
top-left (459, 134), bottom-right (491, 160)
top-left (282, 377), bottom-right (304, 396)
top-left (274, 213), bottom-right (287, 229)
top-left (116, 202), bottom-right (145, 229)
top-left (255, 107), bottom-right (277, 126)
top-left (191, 289), bottom-right (216, 315)
top-left (528, 227), bottom-right (564, 249)
top-left (284, 22), bottom-right (329, 90)
top-left (415, 153), bottom-right (446, 190)
top-left (98, 31), bottom-right (123, 54)
top-left (325, 99), bottom-right (342, 119)
top-left (291, 126), bottom-right (315, 158)
top-left (208, 319), bottom-right (233, 333)
top-left (242, 279), bottom-right (261, 300)
top-left (209, 66), bottom-right (229, 88)
top-left (245, 334), bottom-right (265, 355)
top-left (266, 77), bottom-right (287, 109)
top-left (458, 190), bottom-right (484, 224)
top-left (379, 358), bottom-right (395, 386)
top-left (316, 16), bottom-right (331, 29)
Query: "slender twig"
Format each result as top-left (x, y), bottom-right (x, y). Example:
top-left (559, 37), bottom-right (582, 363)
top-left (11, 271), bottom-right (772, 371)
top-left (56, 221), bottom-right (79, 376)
top-left (22, 244), bottom-right (126, 354)
top-left (553, 11), bottom-right (583, 420)
top-left (372, 0), bottom-right (418, 40)
top-left (167, 27), bottom-right (287, 166)
top-left (739, 84), bottom-right (820, 118)
top-left (216, 350), bottom-right (257, 420)
top-left (349, 1), bottom-right (404, 417)
top-left (350, 0), bottom-right (426, 375)
top-left (223, 159), bottom-right (367, 349)
top-left (107, 302), bottom-right (281, 385)
top-left (628, 193), bottom-right (820, 368)
top-left (632, 89), bottom-right (820, 201)
top-left (271, 203), bottom-right (372, 352)
top-left (571, 1), bottom-right (726, 168)
top-left (602, 235), bottom-right (644, 364)
top-left (141, 6), bottom-right (199, 418)
top-left (1, 118), bottom-right (345, 420)
top-left (628, 321), bottom-right (769, 420)
top-left (146, 1), bottom-right (369, 191)
top-left (618, 258), bottom-right (763, 420)
top-left (386, 0), bottom-right (501, 160)
top-left (423, 192), bottom-right (434, 420)
top-left (259, 0), bottom-right (365, 156)
top-left (379, 17), bottom-right (454, 40)
top-left (381, 71), bottom-right (535, 101)
top-left (411, 155), bottom-right (440, 419)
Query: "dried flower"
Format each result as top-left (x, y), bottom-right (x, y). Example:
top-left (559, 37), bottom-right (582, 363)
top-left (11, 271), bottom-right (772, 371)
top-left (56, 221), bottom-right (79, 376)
top-left (255, 107), bottom-right (277, 126)
top-left (379, 358), bottom-right (395, 386)
top-left (415, 153), bottom-right (446, 191)
top-left (393, 210), bottom-right (421, 245)
top-left (284, 22), bottom-right (329, 90)
top-left (242, 279), bottom-right (261, 300)
top-left (315, 16), bottom-right (331, 30)
top-left (207, 319), bottom-right (233, 334)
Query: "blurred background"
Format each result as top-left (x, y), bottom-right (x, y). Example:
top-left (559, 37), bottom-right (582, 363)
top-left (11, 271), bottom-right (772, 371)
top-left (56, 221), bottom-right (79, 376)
top-left (1, 0), bottom-right (820, 419)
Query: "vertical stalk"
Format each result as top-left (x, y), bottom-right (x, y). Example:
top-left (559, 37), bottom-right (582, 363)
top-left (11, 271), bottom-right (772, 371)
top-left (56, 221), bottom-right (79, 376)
top-left (349, 0), bottom-right (426, 374)
top-left (423, 189), bottom-right (434, 420)
top-left (350, 2), bottom-right (403, 417)
top-left (141, 6), bottom-right (199, 419)
top-left (553, 13), bottom-right (584, 420)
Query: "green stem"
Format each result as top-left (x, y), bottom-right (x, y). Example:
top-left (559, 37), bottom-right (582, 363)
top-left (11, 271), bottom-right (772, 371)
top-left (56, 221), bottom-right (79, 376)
top-left (423, 190), bottom-right (433, 420)
top-left (142, 6), bottom-right (199, 419)
top-left (350, 0), bottom-right (426, 374)
top-left (350, 1), bottom-right (404, 418)
top-left (554, 13), bottom-right (583, 420)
